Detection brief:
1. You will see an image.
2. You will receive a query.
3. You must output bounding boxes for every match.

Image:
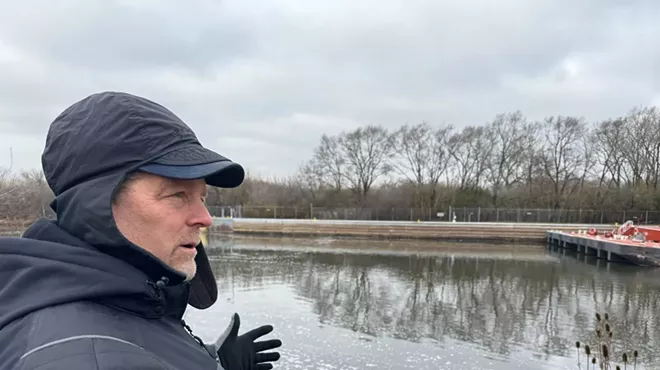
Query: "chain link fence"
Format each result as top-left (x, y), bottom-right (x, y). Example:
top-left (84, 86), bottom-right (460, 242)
top-left (206, 205), bottom-right (659, 224)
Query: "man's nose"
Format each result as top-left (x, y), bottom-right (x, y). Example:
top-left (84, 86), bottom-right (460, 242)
top-left (190, 202), bottom-right (213, 228)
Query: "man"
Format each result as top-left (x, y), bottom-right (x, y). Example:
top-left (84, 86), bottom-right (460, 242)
top-left (0, 92), bottom-right (282, 369)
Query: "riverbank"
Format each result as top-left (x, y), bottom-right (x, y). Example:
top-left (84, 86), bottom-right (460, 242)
top-left (208, 218), bottom-right (615, 244)
top-left (0, 219), bottom-right (32, 237)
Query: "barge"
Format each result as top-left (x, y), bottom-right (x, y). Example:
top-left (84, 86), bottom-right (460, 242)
top-left (546, 221), bottom-right (660, 266)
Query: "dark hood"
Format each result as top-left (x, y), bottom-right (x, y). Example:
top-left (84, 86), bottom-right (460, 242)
top-left (29, 91), bottom-right (222, 308)
top-left (0, 219), bottom-right (187, 330)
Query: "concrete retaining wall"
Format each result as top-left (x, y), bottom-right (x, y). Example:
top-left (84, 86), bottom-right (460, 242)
top-left (209, 218), bottom-right (615, 244)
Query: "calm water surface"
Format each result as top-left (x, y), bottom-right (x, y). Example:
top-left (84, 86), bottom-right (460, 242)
top-left (183, 237), bottom-right (658, 370)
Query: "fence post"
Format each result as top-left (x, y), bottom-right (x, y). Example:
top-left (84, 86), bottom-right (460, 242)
top-left (309, 203), bottom-right (313, 219)
top-left (448, 205), bottom-right (452, 221)
top-left (410, 208), bottom-right (413, 221)
top-left (646, 210), bottom-right (649, 224)
top-left (477, 207), bottom-right (481, 222)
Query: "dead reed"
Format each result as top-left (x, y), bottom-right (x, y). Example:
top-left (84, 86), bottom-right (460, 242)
top-left (575, 312), bottom-right (639, 369)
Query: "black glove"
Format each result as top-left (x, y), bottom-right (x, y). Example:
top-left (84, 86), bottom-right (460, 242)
top-left (215, 313), bottom-right (282, 370)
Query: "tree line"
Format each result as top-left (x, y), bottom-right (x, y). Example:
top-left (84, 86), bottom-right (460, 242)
top-left (210, 105), bottom-right (660, 216)
top-left (3, 104), bottom-right (660, 221)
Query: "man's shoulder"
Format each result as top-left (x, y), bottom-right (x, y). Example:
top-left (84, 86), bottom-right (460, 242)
top-left (4, 301), bottom-right (177, 370)
top-left (5, 300), bottom-right (143, 356)
top-left (18, 332), bottom-right (173, 370)
top-left (0, 235), bottom-right (36, 246)
top-left (0, 233), bottom-right (69, 250)
top-left (25, 300), bottom-right (143, 343)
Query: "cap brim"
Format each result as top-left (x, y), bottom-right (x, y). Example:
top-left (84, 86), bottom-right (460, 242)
top-left (139, 160), bottom-right (245, 188)
top-left (138, 144), bottom-right (245, 188)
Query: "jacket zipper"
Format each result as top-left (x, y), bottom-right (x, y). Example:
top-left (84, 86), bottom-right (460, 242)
top-left (182, 319), bottom-right (220, 362)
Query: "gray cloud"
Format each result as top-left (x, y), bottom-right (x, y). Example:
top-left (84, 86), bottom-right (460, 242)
top-left (1, 0), bottom-right (659, 177)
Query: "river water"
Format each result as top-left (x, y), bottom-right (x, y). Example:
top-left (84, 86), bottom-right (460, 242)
top-left (183, 236), bottom-right (656, 370)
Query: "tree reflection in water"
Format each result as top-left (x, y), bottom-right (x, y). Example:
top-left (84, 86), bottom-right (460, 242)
top-left (206, 240), bottom-right (660, 368)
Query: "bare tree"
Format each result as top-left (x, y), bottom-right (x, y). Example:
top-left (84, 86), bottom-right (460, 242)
top-left (538, 116), bottom-right (587, 209)
top-left (338, 125), bottom-right (394, 202)
top-left (391, 122), bottom-right (434, 186)
top-left (508, 121), bottom-right (543, 208)
top-left (619, 106), bottom-right (654, 189)
top-left (447, 126), bottom-right (492, 191)
top-left (295, 159), bottom-right (325, 204)
top-left (485, 111), bottom-right (529, 206)
top-left (626, 106), bottom-right (660, 189)
top-left (18, 169), bottom-right (54, 218)
top-left (0, 147), bottom-right (15, 201)
top-left (570, 123), bottom-right (597, 209)
top-left (428, 125), bottom-right (454, 209)
top-left (0, 167), bottom-right (55, 220)
top-left (591, 118), bottom-right (627, 206)
top-left (312, 134), bottom-right (344, 191)
top-left (391, 121), bottom-right (453, 209)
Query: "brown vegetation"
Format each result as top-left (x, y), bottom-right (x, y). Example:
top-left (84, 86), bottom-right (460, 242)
top-left (0, 147), bottom-right (55, 223)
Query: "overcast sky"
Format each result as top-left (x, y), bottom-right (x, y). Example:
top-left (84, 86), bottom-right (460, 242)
top-left (1, 0), bottom-right (658, 178)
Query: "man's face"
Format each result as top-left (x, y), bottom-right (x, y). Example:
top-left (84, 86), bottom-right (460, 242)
top-left (111, 172), bottom-right (213, 281)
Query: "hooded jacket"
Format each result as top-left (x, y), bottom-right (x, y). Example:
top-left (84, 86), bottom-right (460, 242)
top-left (0, 220), bottom-right (222, 369)
top-left (0, 92), bottom-right (236, 369)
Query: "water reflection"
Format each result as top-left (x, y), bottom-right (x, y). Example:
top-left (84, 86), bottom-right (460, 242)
top-left (201, 237), bottom-right (658, 369)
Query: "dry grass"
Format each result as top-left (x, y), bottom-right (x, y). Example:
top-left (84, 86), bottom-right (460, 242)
top-left (0, 218), bottom-right (32, 236)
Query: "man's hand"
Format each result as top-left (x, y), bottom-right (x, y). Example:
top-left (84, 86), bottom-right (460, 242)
top-left (215, 313), bottom-right (282, 370)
